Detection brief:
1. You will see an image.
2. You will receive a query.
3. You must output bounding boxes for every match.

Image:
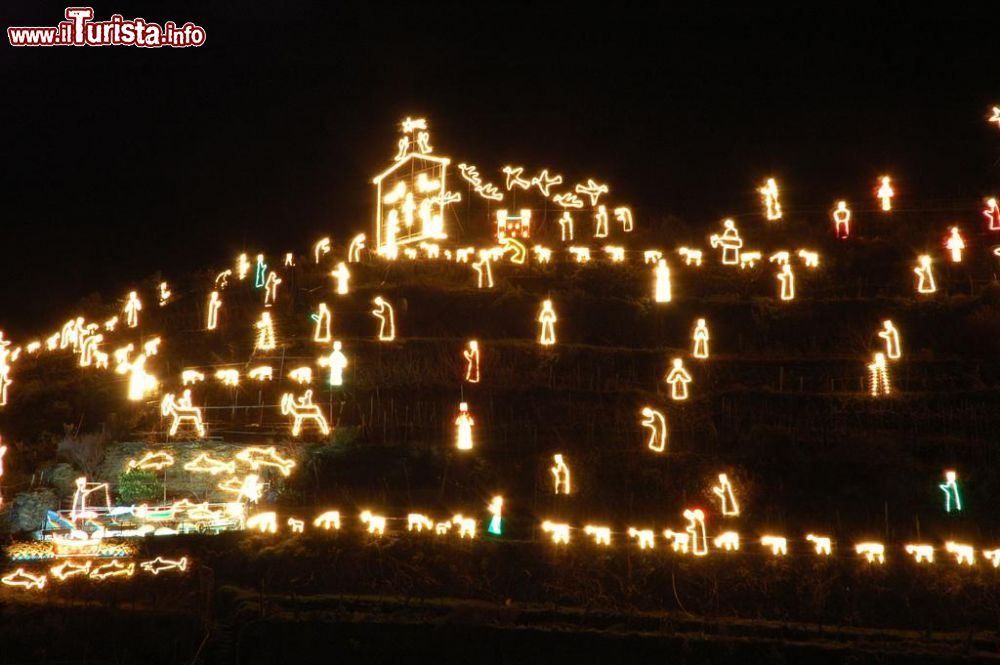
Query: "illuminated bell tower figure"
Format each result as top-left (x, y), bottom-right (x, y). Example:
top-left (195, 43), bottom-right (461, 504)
top-left (558, 212), bottom-right (574, 241)
top-left (914, 255), bottom-right (936, 294)
top-left (455, 402), bottom-right (475, 451)
top-left (654, 259), bottom-right (672, 303)
top-left (372, 296), bottom-right (396, 341)
top-left (332, 262), bottom-right (351, 295)
top-left (551, 454), bottom-right (571, 495)
top-left (833, 200), bottom-right (851, 239)
top-left (692, 318), bottom-right (710, 359)
top-left (877, 176), bottom-right (894, 212)
top-left (939, 470), bottom-right (962, 513)
top-left (868, 352), bottom-right (891, 397)
top-left (777, 263), bottom-right (795, 301)
top-left (945, 226), bottom-right (966, 263)
top-left (710, 219), bottom-right (743, 265)
top-left (318, 340), bottom-right (348, 386)
top-left (664, 358), bottom-right (692, 401)
top-left (538, 299), bottom-right (557, 346)
top-left (487, 496), bottom-right (503, 536)
top-left (878, 320), bottom-right (901, 360)
top-left (207, 291), bottom-right (222, 330)
top-left (463, 340), bottom-right (480, 383)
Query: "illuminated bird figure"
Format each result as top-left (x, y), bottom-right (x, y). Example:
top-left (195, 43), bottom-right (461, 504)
top-left (371, 297), bottom-right (396, 341)
top-left (531, 169), bottom-right (563, 197)
top-left (939, 470), bottom-right (962, 513)
top-left (501, 166), bottom-right (531, 190)
top-left (575, 178), bottom-right (609, 206)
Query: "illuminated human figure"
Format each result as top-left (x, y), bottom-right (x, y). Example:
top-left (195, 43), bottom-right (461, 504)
top-left (614, 207), bottom-right (634, 232)
top-left (264, 271), bottom-right (282, 306)
top-left (372, 297), bottom-right (396, 341)
top-left (594, 205), bottom-right (609, 238)
top-left (551, 454), bottom-right (571, 495)
top-left (160, 390), bottom-right (206, 438)
top-left (487, 496), bottom-right (503, 536)
top-left (254, 254), bottom-right (267, 288)
top-left (332, 262), bottom-right (350, 295)
top-left (313, 237), bottom-right (331, 264)
top-left (664, 358), bottom-right (692, 401)
top-left (640, 407), bottom-right (667, 453)
top-left (473, 253), bottom-right (494, 288)
top-left (124, 353), bottom-right (158, 401)
top-left (207, 291), bottom-right (222, 330)
top-left (455, 402), bottom-right (475, 451)
top-left (124, 291), bottom-right (142, 328)
top-left (237, 253), bottom-right (250, 281)
top-left (538, 300), bottom-right (557, 346)
top-left (313, 303), bottom-right (332, 343)
top-left (558, 212), bottom-right (574, 241)
top-left (464, 340), bottom-right (480, 383)
top-left (654, 259), bottom-right (672, 303)
top-left (692, 318), bottom-right (710, 359)
top-left (833, 200), bottom-right (851, 239)
top-left (712, 474), bottom-right (739, 517)
top-left (348, 233), bottom-right (366, 262)
top-left (710, 219), bottom-right (743, 265)
top-left (777, 263), bottom-right (795, 301)
top-left (984, 198), bottom-right (1000, 231)
top-left (684, 509), bottom-right (709, 556)
top-left (70, 476), bottom-right (110, 522)
top-left (255, 312), bottom-right (276, 350)
top-left (0, 443), bottom-right (7, 509)
top-left (318, 341), bottom-right (348, 386)
top-left (939, 470), bottom-right (962, 513)
top-left (158, 281), bottom-right (171, 306)
top-left (945, 226), bottom-right (966, 263)
top-left (868, 352), bottom-right (891, 397)
top-left (914, 255), bottom-right (936, 294)
top-left (758, 178), bottom-right (782, 221)
top-left (878, 320), bottom-right (901, 360)
top-left (877, 176), bottom-right (894, 212)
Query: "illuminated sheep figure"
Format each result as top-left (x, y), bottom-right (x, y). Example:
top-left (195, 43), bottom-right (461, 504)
top-left (360, 510), bottom-right (386, 535)
top-left (313, 511), bottom-right (341, 530)
top-left (714, 531), bottom-right (740, 551)
top-left (629, 528), bottom-right (657, 550)
top-left (855, 542), bottom-right (885, 564)
top-left (452, 514), bottom-right (477, 538)
top-left (806, 534), bottom-right (833, 556)
top-left (281, 390), bottom-right (331, 437)
top-left (160, 390), bottom-right (206, 438)
top-left (584, 525), bottom-right (611, 545)
top-left (905, 543), bottom-right (934, 563)
top-left (542, 520), bottom-right (571, 544)
top-left (407, 513), bottom-right (433, 532)
top-left (945, 541), bottom-right (975, 566)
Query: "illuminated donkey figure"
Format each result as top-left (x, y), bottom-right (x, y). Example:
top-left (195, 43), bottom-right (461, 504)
top-left (160, 390), bottom-right (206, 438)
top-left (280, 389), bottom-right (331, 436)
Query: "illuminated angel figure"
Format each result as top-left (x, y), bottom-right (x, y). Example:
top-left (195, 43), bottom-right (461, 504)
top-left (868, 352), bottom-right (891, 397)
top-left (692, 318), bottom-right (710, 359)
top-left (712, 474), bottom-right (739, 516)
top-left (487, 496), bottom-right (504, 536)
top-left (332, 262), bottom-right (351, 295)
top-left (160, 390), bottom-right (206, 438)
top-left (551, 454), bottom-right (571, 495)
top-left (463, 340), bottom-right (480, 383)
top-left (640, 407), bottom-right (667, 453)
top-left (758, 177), bottom-right (782, 221)
top-left (263, 271), bottom-right (282, 306)
top-left (255, 312), bottom-right (277, 350)
top-left (281, 389), bottom-right (331, 436)
top-left (914, 255), bottom-right (936, 294)
top-left (371, 296), bottom-right (396, 341)
top-left (877, 176), bottom-right (894, 212)
top-left (455, 402), bottom-right (475, 451)
top-left (473, 253), bottom-right (494, 288)
top-left (664, 358), bottom-right (692, 401)
top-left (537, 299), bottom-right (557, 346)
top-left (206, 291), bottom-right (222, 330)
top-left (878, 320), bottom-right (901, 360)
top-left (833, 200), bottom-right (851, 239)
top-left (945, 226), bottom-right (966, 263)
top-left (984, 198), bottom-right (1000, 231)
top-left (777, 263), bottom-right (795, 301)
top-left (124, 291), bottom-right (142, 328)
top-left (709, 219), bottom-right (743, 265)
top-left (654, 259), bottom-right (672, 303)
top-left (940, 470), bottom-right (962, 513)
top-left (558, 212), bottom-right (574, 241)
top-left (318, 340), bottom-right (348, 386)
top-left (594, 205), bottom-right (609, 238)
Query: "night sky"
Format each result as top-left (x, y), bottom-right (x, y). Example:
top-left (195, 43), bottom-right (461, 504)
top-left (2, 3), bottom-right (996, 335)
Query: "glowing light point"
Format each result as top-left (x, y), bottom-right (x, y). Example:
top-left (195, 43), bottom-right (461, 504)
top-left (712, 474), bottom-right (739, 517)
top-left (833, 200), bottom-right (851, 239)
top-left (855, 542), bottom-right (886, 564)
top-left (281, 390), bottom-right (331, 437)
top-left (455, 402), bottom-right (475, 451)
top-left (372, 296), bottom-right (396, 341)
top-left (551, 454), bottom-right (571, 495)
top-left (983, 549), bottom-right (1000, 568)
top-left (654, 259), bottom-right (672, 303)
top-left (940, 470), bottom-right (962, 513)
top-left (877, 176), bottom-right (895, 212)
top-left (487, 496), bottom-right (504, 536)
top-left (640, 407), bottom-right (667, 453)
top-left (991, 106), bottom-right (1000, 128)
top-left (945, 226), bottom-right (966, 263)
top-left (692, 318), bottom-right (710, 359)
top-left (758, 177), bottom-right (783, 221)
top-left (664, 358), bottom-right (692, 401)
top-left (538, 299), bottom-right (557, 346)
top-left (914, 255), bottom-right (937, 294)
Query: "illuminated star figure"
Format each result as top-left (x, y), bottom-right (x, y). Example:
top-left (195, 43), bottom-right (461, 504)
top-left (945, 226), bottom-right (966, 263)
top-left (664, 358), bottom-right (692, 401)
top-left (264, 271), bottom-right (282, 306)
top-left (124, 291), bottom-right (142, 328)
top-left (372, 296), bottom-right (396, 341)
top-left (640, 407), bottom-right (667, 453)
top-left (712, 474), bottom-right (740, 517)
top-left (463, 340), bottom-right (480, 383)
top-left (877, 176), bottom-right (894, 212)
top-left (833, 200), bottom-right (851, 239)
top-left (692, 318), bottom-right (710, 359)
top-left (312, 303), bottom-right (332, 343)
top-left (878, 320), bottom-right (901, 360)
top-left (777, 263), bottom-right (795, 301)
top-left (454, 402), bottom-right (475, 451)
top-left (868, 352), bottom-right (891, 397)
top-left (709, 219), bottom-right (743, 265)
top-left (332, 262), bottom-right (351, 295)
top-left (654, 259), bottom-right (672, 303)
top-left (255, 312), bottom-right (277, 350)
top-left (254, 254), bottom-right (267, 288)
top-left (914, 255), bottom-right (937, 294)
top-left (318, 340), bottom-right (348, 386)
top-left (939, 470), bottom-right (962, 513)
top-left (758, 177), bottom-right (782, 221)
top-left (984, 198), bottom-right (1000, 231)
top-left (551, 454), bottom-right (571, 495)
top-left (207, 291), bottom-right (222, 330)
top-left (558, 212), bottom-right (574, 241)
top-left (487, 496), bottom-right (504, 536)
top-left (537, 299), bottom-right (558, 346)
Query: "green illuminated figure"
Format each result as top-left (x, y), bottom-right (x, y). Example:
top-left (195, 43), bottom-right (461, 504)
top-left (939, 470), bottom-right (962, 513)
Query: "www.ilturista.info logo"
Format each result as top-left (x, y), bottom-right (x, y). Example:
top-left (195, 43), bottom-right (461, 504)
top-left (8, 7), bottom-right (206, 48)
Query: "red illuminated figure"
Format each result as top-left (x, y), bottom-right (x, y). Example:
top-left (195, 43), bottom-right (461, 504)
top-left (985, 198), bottom-right (1000, 231)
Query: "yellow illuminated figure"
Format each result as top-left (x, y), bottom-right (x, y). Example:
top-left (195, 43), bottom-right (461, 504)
top-left (877, 176), bottom-right (894, 212)
top-left (855, 542), bottom-right (885, 564)
top-left (313, 237), bottom-right (331, 264)
top-left (769, 251), bottom-right (790, 265)
top-left (122, 353), bottom-right (158, 402)
top-left (141, 557), bottom-right (189, 575)
top-left (218, 474), bottom-right (263, 502)
top-left (664, 358), bottom-right (692, 401)
top-left (104, 315), bottom-right (119, 331)
top-left (487, 496), bottom-right (504, 536)
top-left (215, 369), bottom-right (240, 386)
top-left (288, 366), bottom-right (313, 384)
top-left (473, 253), bottom-right (494, 289)
top-left (945, 226), bottom-right (966, 262)
top-left (833, 200), bottom-right (851, 239)
top-left (216, 269), bottom-right (232, 289)
top-left (161, 390), bottom-right (206, 438)
top-left (594, 205), bottom-right (609, 238)
top-left (530, 169), bottom-right (563, 197)
top-left (984, 549), bottom-right (1000, 568)
top-left (502, 237), bottom-right (528, 264)
top-left (677, 247), bottom-right (703, 266)
top-left (629, 527), bottom-right (657, 550)
top-left (990, 106), bottom-right (1000, 127)
top-left (712, 474), bottom-right (739, 517)
top-left (614, 207), bottom-right (634, 232)
top-left (558, 212), bottom-right (574, 241)
top-left (533, 245), bottom-right (553, 263)
top-left (455, 402), bottom-right (475, 451)
top-left (236, 446), bottom-right (295, 476)
top-left (806, 534), bottom-right (833, 556)
top-left (868, 352), bottom-right (891, 397)
top-left (905, 543), bottom-right (935, 563)
top-left (248, 366), bottom-right (273, 381)
top-left (51, 560), bottom-right (92, 581)
top-left (568, 246), bottom-right (591, 263)
top-left (158, 281), bottom-right (171, 306)
top-left (0, 443), bottom-right (6, 509)
top-left (255, 312), bottom-right (276, 351)
top-left (501, 166), bottom-right (531, 190)
top-left (654, 259), bottom-right (672, 303)
top-left (739, 251), bottom-right (761, 268)
top-left (538, 300), bottom-right (557, 346)
top-left (348, 233), bottom-right (366, 262)
top-left (332, 262), bottom-right (351, 295)
top-left (463, 340), bottom-right (480, 383)
top-left (714, 531), bottom-right (740, 551)
top-left (419, 241), bottom-right (441, 259)
top-left (313, 511), bottom-right (341, 530)
top-left (318, 341), bottom-right (348, 387)
top-left (70, 476), bottom-right (110, 521)
top-left (183, 453), bottom-right (235, 476)
top-left (453, 515), bottom-right (477, 538)
top-left (644, 250), bottom-right (663, 265)
top-left (90, 560), bottom-right (136, 581)
top-left (434, 521), bottom-right (453, 535)
top-left (945, 541), bottom-right (975, 566)
top-left (985, 198), bottom-right (1000, 231)
top-left (604, 246), bottom-right (625, 262)
top-left (681, 508), bottom-right (708, 556)
top-left (584, 525), bottom-right (612, 545)
top-left (123, 291), bottom-right (142, 328)
top-left (206, 291), bottom-right (221, 330)
top-left (662, 528), bottom-right (689, 553)
top-left (878, 320), bottom-right (901, 360)
top-left (551, 454), bottom-right (571, 495)
top-left (284, 252), bottom-right (294, 267)
top-left (287, 518), bottom-right (305, 534)
top-left (237, 253), bottom-right (250, 281)
top-left (553, 192), bottom-right (584, 209)
top-left (2, 568), bottom-right (46, 590)
top-left (761, 535), bottom-right (787, 556)
top-left (247, 512), bottom-right (278, 534)
top-left (372, 296), bottom-right (396, 341)
top-left (798, 250), bottom-right (819, 268)
top-left (407, 513), bottom-right (433, 532)
top-left (542, 521), bottom-right (571, 544)
top-left (264, 271), bottom-right (282, 306)
top-left (758, 177), bottom-right (782, 220)
top-left (692, 318), bottom-right (710, 359)
top-left (281, 390), bottom-right (331, 436)
top-left (143, 337), bottom-right (162, 357)
top-left (360, 510), bottom-right (386, 536)
top-left (575, 179), bottom-right (609, 206)
top-left (79, 333), bottom-right (103, 367)
top-left (777, 264), bottom-right (795, 301)
top-left (312, 303), bottom-right (332, 343)
top-left (709, 219), bottom-right (743, 265)
top-left (914, 255), bottom-right (936, 294)
top-left (640, 407), bottom-right (667, 453)
top-left (126, 451), bottom-right (175, 472)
